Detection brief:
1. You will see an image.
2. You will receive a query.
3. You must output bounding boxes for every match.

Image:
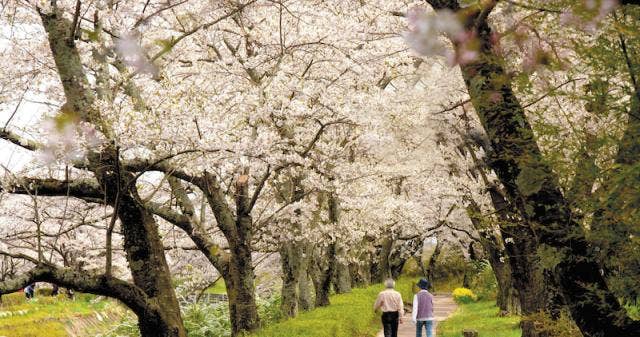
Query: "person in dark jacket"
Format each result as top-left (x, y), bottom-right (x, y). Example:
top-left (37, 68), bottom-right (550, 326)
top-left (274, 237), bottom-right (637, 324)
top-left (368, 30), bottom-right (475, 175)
top-left (24, 283), bottom-right (35, 300)
top-left (51, 284), bottom-right (59, 296)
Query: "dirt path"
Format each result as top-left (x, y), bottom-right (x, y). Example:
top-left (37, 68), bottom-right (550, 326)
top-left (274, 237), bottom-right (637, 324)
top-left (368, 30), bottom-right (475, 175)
top-left (377, 294), bottom-right (458, 337)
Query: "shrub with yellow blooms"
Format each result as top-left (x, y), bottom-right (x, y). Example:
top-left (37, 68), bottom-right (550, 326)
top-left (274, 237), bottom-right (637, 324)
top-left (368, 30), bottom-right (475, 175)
top-left (452, 288), bottom-right (478, 304)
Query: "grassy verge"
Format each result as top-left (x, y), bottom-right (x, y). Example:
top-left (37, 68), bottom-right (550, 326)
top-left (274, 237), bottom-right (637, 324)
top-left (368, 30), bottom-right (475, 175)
top-left (437, 300), bottom-right (521, 337)
top-left (205, 280), bottom-right (227, 295)
top-left (249, 278), bottom-right (415, 337)
top-left (0, 292), bottom-right (113, 337)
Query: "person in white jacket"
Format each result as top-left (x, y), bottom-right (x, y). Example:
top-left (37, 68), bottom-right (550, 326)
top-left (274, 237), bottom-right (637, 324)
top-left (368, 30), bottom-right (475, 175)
top-left (412, 278), bottom-right (434, 337)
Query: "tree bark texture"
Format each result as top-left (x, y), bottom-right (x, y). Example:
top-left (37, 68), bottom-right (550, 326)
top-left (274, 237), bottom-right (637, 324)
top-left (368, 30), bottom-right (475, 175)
top-left (332, 243), bottom-right (352, 294)
top-left (371, 237), bottom-right (393, 284)
top-left (280, 242), bottom-right (304, 317)
top-left (423, 1), bottom-right (640, 335)
top-left (465, 200), bottom-right (520, 314)
top-left (298, 257), bottom-right (314, 311)
top-left (39, 9), bottom-right (186, 337)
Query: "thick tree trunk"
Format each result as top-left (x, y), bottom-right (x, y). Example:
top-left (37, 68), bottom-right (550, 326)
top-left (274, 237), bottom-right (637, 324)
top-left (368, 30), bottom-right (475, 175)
top-left (389, 253), bottom-right (407, 280)
top-left (389, 249), bottom-right (406, 280)
top-left (371, 237), bottom-right (393, 284)
top-left (224, 263), bottom-right (259, 336)
top-left (39, 10), bottom-right (185, 337)
top-left (424, 1), bottom-right (640, 335)
top-left (332, 243), bottom-right (352, 294)
top-left (280, 242), bottom-right (303, 317)
top-left (0, 264), bottom-right (180, 337)
top-left (465, 200), bottom-right (520, 314)
top-left (117, 193), bottom-right (186, 337)
top-left (309, 245), bottom-right (334, 307)
top-left (88, 150), bottom-right (188, 337)
top-left (491, 250), bottom-right (521, 316)
top-left (309, 192), bottom-right (341, 307)
top-left (226, 207), bottom-right (260, 335)
top-left (278, 175), bottom-right (312, 316)
top-left (389, 237), bottom-right (423, 280)
top-left (455, 96), bottom-right (543, 320)
top-left (414, 246), bottom-right (428, 278)
top-left (298, 263), bottom-right (313, 311)
top-left (426, 240), bottom-right (442, 290)
top-left (350, 258), bottom-right (372, 288)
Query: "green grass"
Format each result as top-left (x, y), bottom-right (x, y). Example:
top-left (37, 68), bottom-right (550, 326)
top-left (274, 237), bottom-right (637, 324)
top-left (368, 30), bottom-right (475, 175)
top-left (0, 292), bottom-right (112, 337)
top-left (247, 274), bottom-right (521, 337)
top-left (438, 300), bottom-right (521, 337)
top-left (625, 304), bottom-right (639, 320)
top-left (249, 278), bottom-right (415, 337)
top-left (205, 280), bottom-right (227, 295)
top-left (248, 287), bottom-right (381, 337)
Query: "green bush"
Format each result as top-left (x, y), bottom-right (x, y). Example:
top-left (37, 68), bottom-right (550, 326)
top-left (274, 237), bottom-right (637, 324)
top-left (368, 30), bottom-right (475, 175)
top-left (523, 311), bottom-right (582, 337)
top-left (258, 296), bottom-right (283, 324)
top-left (182, 301), bottom-right (231, 337)
top-left (103, 295), bottom-right (282, 337)
top-left (468, 261), bottom-right (498, 301)
top-left (432, 249), bottom-right (468, 281)
top-left (400, 258), bottom-right (421, 276)
top-left (626, 304), bottom-right (639, 320)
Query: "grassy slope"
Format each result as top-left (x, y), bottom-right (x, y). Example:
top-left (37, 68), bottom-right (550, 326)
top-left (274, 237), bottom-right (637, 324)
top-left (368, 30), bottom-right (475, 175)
top-left (250, 276), bottom-right (522, 337)
top-left (205, 281), bottom-right (227, 295)
top-left (249, 278), bottom-right (419, 337)
top-left (438, 300), bottom-right (521, 337)
top-left (0, 292), bottom-right (111, 337)
top-left (249, 285), bottom-right (383, 337)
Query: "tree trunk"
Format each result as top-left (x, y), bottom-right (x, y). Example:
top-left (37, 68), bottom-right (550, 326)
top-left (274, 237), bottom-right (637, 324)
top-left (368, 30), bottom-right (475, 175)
top-left (93, 151), bottom-right (187, 337)
top-left (39, 10), bottom-right (185, 337)
top-left (309, 192), bottom-right (341, 307)
top-left (371, 237), bottom-right (393, 284)
top-left (426, 239), bottom-right (442, 290)
top-left (493, 255), bottom-right (521, 316)
top-left (226, 205), bottom-right (260, 335)
top-left (298, 263), bottom-right (313, 311)
top-left (390, 237), bottom-right (424, 280)
top-left (278, 175), bottom-right (311, 316)
top-left (424, 1), bottom-right (640, 335)
top-left (280, 242), bottom-right (303, 317)
top-left (415, 247), bottom-right (428, 279)
top-left (117, 193), bottom-right (186, 337)
top-left (332, 243), bottom-right (351, 294)
top-left (350, 259), bottom-right (371, 288)
top-left (465, 200), bottom-right (519, 314)
top-left (309, 244), bottom-right (335, 307)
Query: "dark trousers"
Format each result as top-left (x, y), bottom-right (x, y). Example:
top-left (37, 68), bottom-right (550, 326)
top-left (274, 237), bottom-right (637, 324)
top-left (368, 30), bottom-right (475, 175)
top-left (381, 311), bottom-right (399, 337)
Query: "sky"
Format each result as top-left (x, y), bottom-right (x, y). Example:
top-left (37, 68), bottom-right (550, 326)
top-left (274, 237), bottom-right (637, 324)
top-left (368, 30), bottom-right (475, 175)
top-left (1, 94), bottom-right (50, 172)
top-left (0, 20), bottom-right (49, 172)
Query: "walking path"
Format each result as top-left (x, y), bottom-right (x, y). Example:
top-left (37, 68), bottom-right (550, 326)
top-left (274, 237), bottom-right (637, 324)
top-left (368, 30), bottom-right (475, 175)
top-left (377, 294), bottom-right (458, 337)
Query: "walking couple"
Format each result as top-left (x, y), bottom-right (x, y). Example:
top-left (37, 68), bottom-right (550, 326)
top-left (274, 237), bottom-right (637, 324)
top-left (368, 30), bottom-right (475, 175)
top-left (373, 278), bottom-right (434, 337)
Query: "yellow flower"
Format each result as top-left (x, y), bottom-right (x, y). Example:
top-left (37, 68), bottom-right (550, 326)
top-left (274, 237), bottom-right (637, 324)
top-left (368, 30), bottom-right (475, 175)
top-left (452, 288), bottom-right (478, 304)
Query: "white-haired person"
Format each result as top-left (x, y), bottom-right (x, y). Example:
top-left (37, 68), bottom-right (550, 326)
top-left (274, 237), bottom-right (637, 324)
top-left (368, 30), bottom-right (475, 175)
top-left (373, 278), bottom-right (404, 337)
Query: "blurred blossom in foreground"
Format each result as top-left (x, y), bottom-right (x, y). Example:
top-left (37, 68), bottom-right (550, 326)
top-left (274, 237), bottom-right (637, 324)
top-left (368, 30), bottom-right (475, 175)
top-left (560, 0), bottom-right (618, 34)
top-left (403, 7), bottom-right (477, 66)
top-left (38, 118), bottom-right (105, 165)
top-left (115, 31), bottom-right (159, 77)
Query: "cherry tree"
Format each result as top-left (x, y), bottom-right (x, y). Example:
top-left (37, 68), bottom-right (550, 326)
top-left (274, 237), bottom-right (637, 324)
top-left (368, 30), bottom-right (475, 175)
top-left (404, 1), bottom-right (640, 336)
